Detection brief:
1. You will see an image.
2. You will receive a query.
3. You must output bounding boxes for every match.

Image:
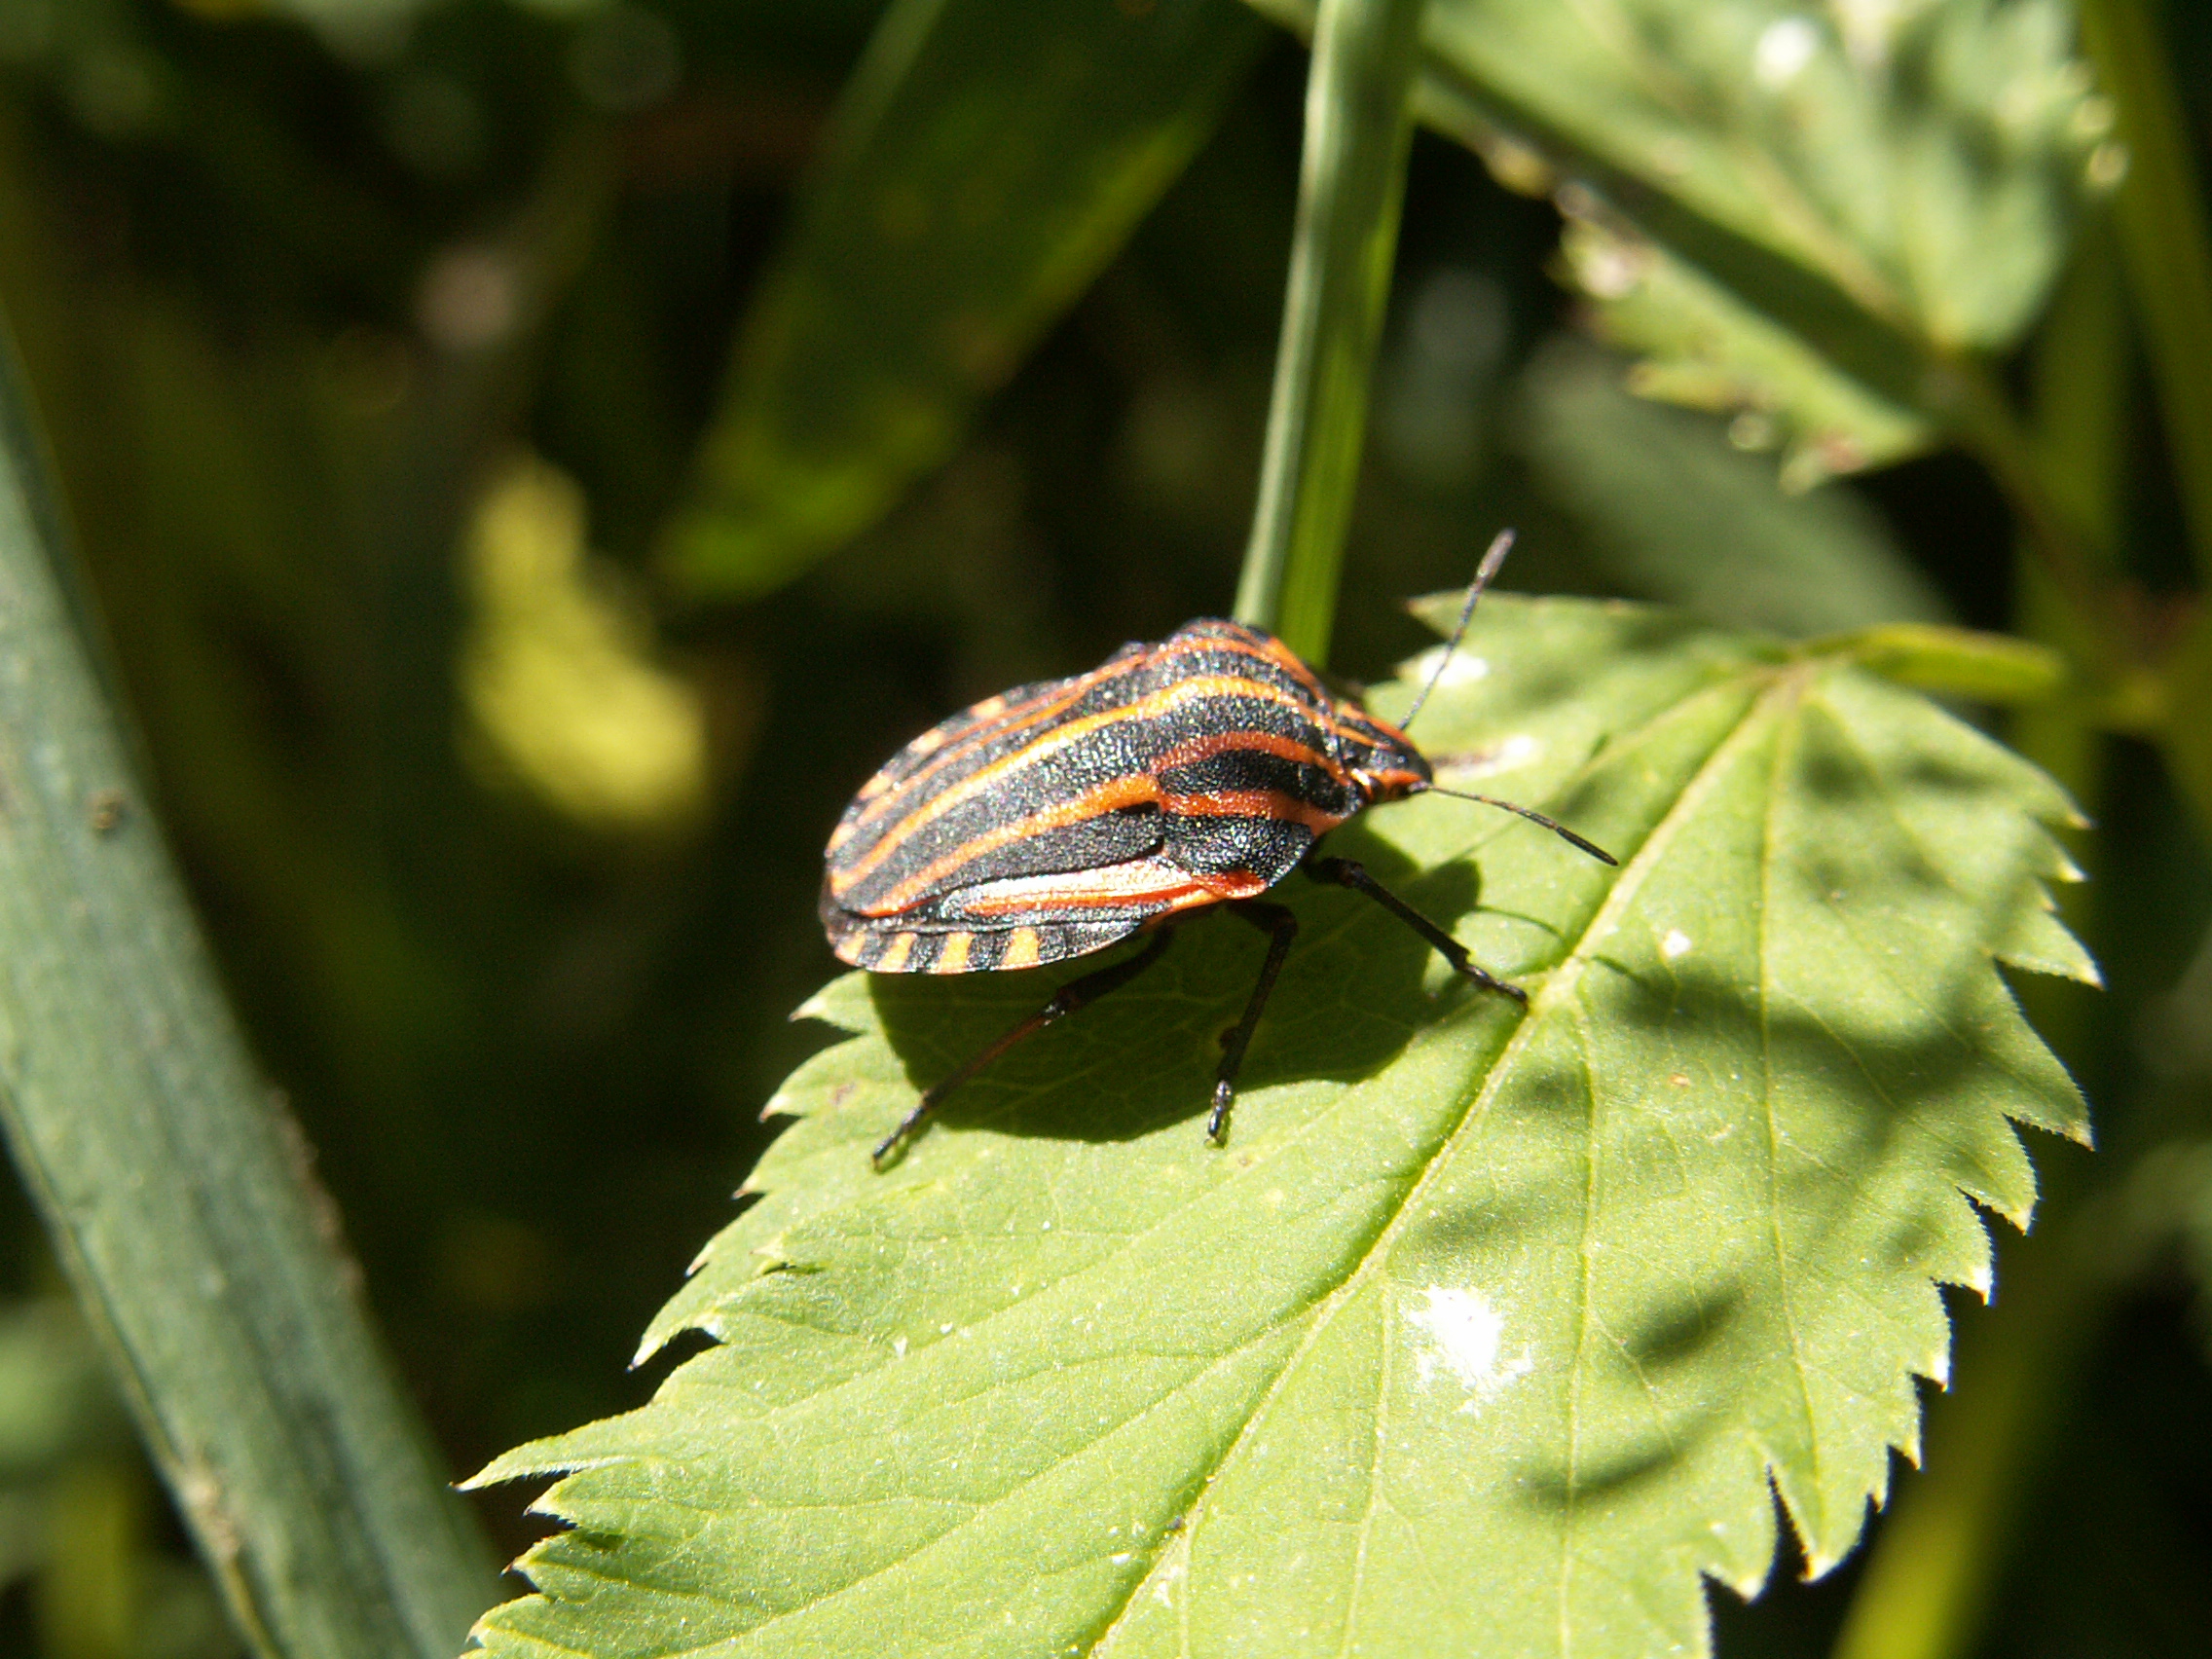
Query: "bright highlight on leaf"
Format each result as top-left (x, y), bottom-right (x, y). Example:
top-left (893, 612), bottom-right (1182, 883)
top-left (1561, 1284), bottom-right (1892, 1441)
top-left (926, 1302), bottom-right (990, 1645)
top-left (468, 597), bottom-right (2093, 1659)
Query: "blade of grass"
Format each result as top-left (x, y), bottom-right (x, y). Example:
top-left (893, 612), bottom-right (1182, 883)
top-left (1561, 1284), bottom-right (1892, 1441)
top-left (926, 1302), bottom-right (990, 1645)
top-left (0, 322), bottom-right (498, 1656)
top-left (1234, 0), bottom-right (1425, 665)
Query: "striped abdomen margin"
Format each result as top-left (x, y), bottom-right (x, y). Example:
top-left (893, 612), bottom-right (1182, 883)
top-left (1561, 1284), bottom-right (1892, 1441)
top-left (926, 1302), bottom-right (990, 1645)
top-left (820, 618), bottom-right (1429, 976)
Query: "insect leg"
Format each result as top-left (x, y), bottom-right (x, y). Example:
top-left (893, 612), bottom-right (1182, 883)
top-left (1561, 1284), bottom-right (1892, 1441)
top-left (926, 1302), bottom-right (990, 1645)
top-left (1208, 901), bottom-right (1299, 1146)
top-left (1304, 855), bottom-right (1528, 1004)
top-left (873, 928), bottom-right (1177, 1166)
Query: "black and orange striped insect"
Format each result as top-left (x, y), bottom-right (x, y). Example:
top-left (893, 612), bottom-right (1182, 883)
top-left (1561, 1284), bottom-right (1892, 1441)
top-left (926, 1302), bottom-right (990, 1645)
top-left (822, 532), bottom-right (1614, 1163)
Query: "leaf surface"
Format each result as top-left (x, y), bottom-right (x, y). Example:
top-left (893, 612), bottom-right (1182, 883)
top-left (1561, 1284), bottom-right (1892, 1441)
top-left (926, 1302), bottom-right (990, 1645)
top-left (1557, 212), bottom-right (1936, 492)
top-left (1254, 0), bottom-right (2109, 478)
top-left (470, 597), bottom-right (2092, 1659)
top-left (1416, 0), bottom-right (2103, 343)
top-left (1492, 0), bottom-right (2105, 474)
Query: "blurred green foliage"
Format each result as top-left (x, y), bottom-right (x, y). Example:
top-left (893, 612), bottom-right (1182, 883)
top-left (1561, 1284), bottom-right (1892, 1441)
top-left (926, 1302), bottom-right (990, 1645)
top-left (0, 0), bottom-right (2205, 1655)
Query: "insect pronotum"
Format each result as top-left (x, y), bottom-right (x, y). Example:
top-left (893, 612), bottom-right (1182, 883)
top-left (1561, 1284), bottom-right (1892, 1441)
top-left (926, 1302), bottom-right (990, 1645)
top-left (820, 530), bottom-right (1614, 1163)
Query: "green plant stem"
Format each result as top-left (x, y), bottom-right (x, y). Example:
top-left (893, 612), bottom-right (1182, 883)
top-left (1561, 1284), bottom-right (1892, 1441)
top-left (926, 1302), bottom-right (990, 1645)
top-left (2079, 0), bottom-right (2212, 588)
top-left (1235, 0), bottom-right (1425, 665)
top-left (0, 325), bottom-right (498, 1656)
top-left (1946, 362), bottom-right (2142, 693)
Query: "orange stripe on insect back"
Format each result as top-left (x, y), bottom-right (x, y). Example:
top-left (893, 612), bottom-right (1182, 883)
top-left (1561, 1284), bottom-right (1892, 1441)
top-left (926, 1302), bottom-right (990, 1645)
top-left (1163, 789), bottom-right (1347, 836)
top-left (846, 670), bottom-right (1120, 835)
top-left (1250, 630), bottom-right (1331, 703)
top-left (873, 932), bottom-right (918, 972)
top-left (1002, 927), bottom-right (1043, 969)
top-left (1361, 708), bottom-right (1415, 748)
top-left (833, 674), bottom-right (1319, 894)
top-left (1161, 621), bottom-right (1321, 684)
top-left (1153, 727), bottom-right (1343, 782)
top-left (865, 772), bottom-right (1162, 912)
top-left (935, 931), bottom-right (975, 973)
top-left (1330, 697), bottom-right (1416, 753)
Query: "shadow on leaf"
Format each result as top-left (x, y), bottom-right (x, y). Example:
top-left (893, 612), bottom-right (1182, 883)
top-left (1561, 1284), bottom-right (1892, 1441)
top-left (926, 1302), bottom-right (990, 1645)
top-left (865, 829), bottom-right (1488, 1150)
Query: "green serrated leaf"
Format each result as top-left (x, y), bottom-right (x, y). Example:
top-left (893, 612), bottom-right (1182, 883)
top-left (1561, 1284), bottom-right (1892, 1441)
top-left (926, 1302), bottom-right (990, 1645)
top-left (1252, 0), bottom-right (2109, 474)
top-left (1418, 0), bottom-right (2106, 350)
top-left (664, 0), bottom-right (1266, 598)
top-left (1560, 212), bottom-right (1935, 490)
top-left (469, 597), bottom-right (2092, 1659)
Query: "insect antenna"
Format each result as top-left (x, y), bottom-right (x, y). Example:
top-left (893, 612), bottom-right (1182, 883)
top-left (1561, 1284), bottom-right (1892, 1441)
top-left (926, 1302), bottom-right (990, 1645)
top-left (1423, 785), bottom-right (1617, 866)
top-left (1399, 527), bottom-right (1515, 731)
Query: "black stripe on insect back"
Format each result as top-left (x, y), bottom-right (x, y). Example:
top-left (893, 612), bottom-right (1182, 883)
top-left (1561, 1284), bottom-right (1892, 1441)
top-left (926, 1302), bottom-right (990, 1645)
top-left (831, 625), bottom-right (1325, 811)
top-left (1155, 736), bottom-right (1352, 811)
top-left (830, 530), bottom-right (1624, 1164)
top-left (828, 620), bottom-right (1321, 860)
top-left (897, 808), bottom-right (1167, 902)
top-left (837, 659), bottom-right (1134, 816)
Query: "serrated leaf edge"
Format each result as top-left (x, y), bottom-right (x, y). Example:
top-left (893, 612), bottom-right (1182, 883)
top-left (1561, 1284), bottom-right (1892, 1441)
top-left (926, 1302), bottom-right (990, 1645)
top-left (473, 646), bottom-right (2093, 1658)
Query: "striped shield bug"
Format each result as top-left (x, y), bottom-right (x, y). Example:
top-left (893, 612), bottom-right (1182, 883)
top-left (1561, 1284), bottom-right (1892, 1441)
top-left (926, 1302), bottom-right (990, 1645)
top-left (821, 531), bottom-right (1614, 1164)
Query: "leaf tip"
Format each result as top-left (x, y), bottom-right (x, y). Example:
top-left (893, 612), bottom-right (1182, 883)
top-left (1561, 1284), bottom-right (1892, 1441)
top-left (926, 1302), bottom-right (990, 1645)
top-left (1766, 1475), bottom-right (1856, 1585)
top-left (460, 1438), bottom-right (593, 1493)
top-left (1799, 1540), bottom-right (1849, 1582)
top-left (1925, 1342), bottom-right (1952, 1390)
top-left (791, 970), bottom-right (878, 1034)
top-left (1961, 1254), bottom-right (1996, 1302)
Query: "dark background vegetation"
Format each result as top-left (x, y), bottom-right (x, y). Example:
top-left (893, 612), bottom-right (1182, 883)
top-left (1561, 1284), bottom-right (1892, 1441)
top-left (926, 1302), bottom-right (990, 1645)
top-left (0, 1), bottom-right (2205, 1655)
